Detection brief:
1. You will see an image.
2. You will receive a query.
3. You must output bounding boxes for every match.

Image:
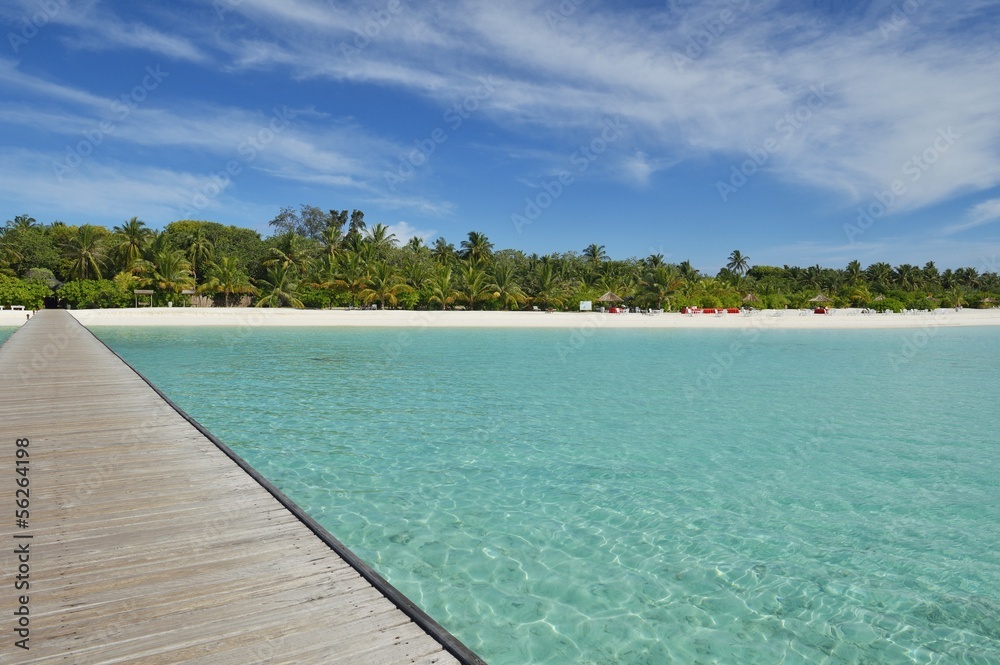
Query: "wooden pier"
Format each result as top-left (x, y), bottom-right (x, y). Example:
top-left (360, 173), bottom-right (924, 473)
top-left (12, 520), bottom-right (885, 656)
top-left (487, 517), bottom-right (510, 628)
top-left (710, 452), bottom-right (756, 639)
top-left (1, 310), bottom-right (484, 664)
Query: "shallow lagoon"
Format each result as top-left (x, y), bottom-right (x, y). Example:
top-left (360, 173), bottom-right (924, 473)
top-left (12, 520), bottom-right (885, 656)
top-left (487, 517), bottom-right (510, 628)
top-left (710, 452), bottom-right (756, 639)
top-left (93, 326), bottom-right (1000, 664)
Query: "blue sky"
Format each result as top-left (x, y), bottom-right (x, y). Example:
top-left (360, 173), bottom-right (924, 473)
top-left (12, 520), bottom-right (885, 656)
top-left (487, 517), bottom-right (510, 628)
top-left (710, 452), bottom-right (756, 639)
top-left (1, 0), bottom-right (999, 272)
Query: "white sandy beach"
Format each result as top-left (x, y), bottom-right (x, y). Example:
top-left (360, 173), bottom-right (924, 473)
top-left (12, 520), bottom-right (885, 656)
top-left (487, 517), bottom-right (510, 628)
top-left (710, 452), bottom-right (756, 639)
top-left (1, 307), bottom-right (998, 330)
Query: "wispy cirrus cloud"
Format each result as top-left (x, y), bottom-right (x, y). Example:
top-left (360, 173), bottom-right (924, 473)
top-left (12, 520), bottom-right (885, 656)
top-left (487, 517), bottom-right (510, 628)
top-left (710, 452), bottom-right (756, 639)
top-left (0, 59), bottom-right (398, 176)
top-left (206, 0), bottom-right (1000, 212)
top-left (942, 198), bottom-right (1000, 236)
top-left (0, 0), bottom-right (208, 62)
top-left (0, 148), bottom-right (211, 222)
top-left (0, 58), bottom-right (455, 225)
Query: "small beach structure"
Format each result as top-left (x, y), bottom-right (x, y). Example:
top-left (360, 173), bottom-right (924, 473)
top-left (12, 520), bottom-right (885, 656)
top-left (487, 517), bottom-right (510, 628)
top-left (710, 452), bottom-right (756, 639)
top-left (133, 289), bottom-right (154, 307)
top-left (597, 291), bottom-right (623, 312)
top-left (809, 293), bottom-right (832, 314)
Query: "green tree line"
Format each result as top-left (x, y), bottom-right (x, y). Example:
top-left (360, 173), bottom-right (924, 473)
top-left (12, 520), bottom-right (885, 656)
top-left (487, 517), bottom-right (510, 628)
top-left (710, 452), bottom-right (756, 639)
top-left (1, 209), bottom-right (997, 312)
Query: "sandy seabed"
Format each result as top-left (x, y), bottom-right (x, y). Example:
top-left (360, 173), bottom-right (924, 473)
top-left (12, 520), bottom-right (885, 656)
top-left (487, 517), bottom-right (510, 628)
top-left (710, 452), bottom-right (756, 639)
top-left (1, 307), bottom-right (997, 330)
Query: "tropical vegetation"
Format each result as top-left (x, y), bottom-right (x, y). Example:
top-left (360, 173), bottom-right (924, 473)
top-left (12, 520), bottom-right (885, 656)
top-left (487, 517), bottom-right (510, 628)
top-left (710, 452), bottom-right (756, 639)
top-left (1, 210), bottom-right (997, 312)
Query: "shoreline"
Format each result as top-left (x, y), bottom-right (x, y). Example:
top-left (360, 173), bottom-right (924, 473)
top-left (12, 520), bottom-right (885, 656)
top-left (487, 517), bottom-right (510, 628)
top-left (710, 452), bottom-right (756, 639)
top-left (1, 307), bottom-right (998, 330)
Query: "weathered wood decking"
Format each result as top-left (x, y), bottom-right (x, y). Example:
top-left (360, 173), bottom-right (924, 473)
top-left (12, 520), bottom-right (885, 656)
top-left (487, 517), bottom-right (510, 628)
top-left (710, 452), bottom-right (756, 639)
top-left (1, 310), bottom-right (484, 664)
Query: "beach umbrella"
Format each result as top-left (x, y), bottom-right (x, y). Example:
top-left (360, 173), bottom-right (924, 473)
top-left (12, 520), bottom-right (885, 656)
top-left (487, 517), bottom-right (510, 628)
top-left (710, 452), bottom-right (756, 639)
top-left (808, 294), bottom-right (832, 303)
top-left (742, 293), bottom-right (760, 303)
top-left (597, 291), bottom-right (622, 302)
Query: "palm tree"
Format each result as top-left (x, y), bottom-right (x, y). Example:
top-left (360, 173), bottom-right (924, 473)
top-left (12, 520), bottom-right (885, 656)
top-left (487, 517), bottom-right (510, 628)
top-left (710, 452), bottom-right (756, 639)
top-left (431, 237), bottom-right (457, 265)
top-left (401, 256), bottom-right (431, 290)
top-left (255, 264), bottom-right (303, 308)
top-left (347, 209), bottom-right (366, 237)
top-left (63, 224), bottom-right (106, 280)
top-left (954, 267), bottom-right (980, 289)
top-left (201, 257), bottom-right (258, 306)
top-left (405, 236), bottom-right (426, 252)
top-left (145, 230), bottom-right (172, 257)
top-left (726, 250), bottom-right (750, 276)
top-left (331, 251), bottom-right (369, 307)
top-left (947, 286), bottom-right (967, 308)
top-left (922, 261), bottom-right (940, 285)
top-left (184, 227), bottom-right (214, 285)
top-left (848, 284), bottom-right (872, 307)
top-left (645, 253), bottom-right (665, 269)
top-left (0, 240), bottom-right (22, 276)
top-left (893, 264), bottom-right (922, 290)
top-left (319, 224), bottom-right (343, 261)
top-left (112, 270), bottom-right (140, 294)
top-left (359, 262), bottom-right (411, 309)
top-left (532, 262), bottom-right (566, 309)
top-left (678, 260), bottom-right (699, 282)
top-left (150, 249), bottom-right (194, 297)
top-left (802, 265), bottom-right (824, 292)
top-left (844, 260), bottom-right (863, 285)
top-left (426, 266), bottom-right (457, 310)
top-left (583, 243), bottom-right (608, 265)
top-left (489, 262), bottom-right (526, 310)
top-left (265, 231), bottom-right (312, 275)
top-left (460, 231), bottom-right (494, 265)
top-left (866, 262), bottom-right (892, 290)
top-left (365, 223), bottom-right (397, 258)
top-left (8, 214), bottom-right (37, 231)
top-left (112, 217), bottom-right (150, 273)
top-left (641, 265), bottom-right (685, 309)
top-left (457, 261), bottom-right (492, 310)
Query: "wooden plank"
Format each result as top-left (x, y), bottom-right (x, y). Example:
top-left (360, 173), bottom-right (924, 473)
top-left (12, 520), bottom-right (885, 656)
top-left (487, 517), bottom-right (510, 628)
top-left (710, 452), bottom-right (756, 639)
top-left (0, 311), bottom-right (484, 664)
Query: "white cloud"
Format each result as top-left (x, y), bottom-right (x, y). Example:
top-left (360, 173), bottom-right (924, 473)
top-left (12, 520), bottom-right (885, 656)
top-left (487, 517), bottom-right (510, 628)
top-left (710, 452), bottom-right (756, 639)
top-left (0, 61), bottom-right (409, 199)
top-left (0, 148), bottom-right (209, 224)
top-left (203, 0), bottom-right (1000, 214)
top-left (941, 198), bottom-right (1000, 236)
top-left (366, 194), bottom-right (456, 218)
top-left (385, 221), bottom-right (436, 245)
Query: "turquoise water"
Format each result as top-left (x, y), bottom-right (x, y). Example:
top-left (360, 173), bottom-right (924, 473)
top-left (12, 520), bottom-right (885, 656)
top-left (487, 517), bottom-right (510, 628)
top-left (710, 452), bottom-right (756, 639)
top-left (93, 326), bottom-right (1000, 664)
